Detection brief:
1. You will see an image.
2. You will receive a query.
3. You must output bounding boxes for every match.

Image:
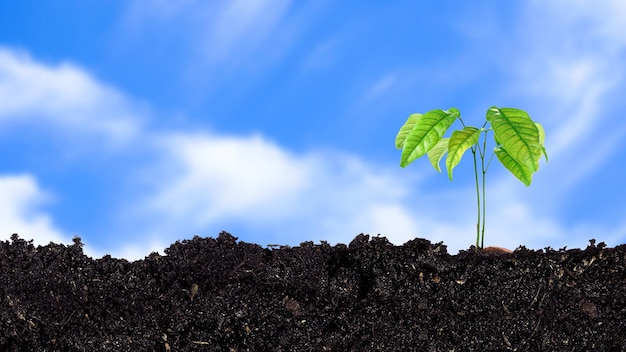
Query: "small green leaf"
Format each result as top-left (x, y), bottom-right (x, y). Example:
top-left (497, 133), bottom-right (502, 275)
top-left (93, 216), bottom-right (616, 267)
top-left (487, 107), bottom-right (542, 172)
top-left (395, 113), bottom-right (421, 150)
top-left (446, 127), bottom-right (481, 180)
top-left (427, 138), bottom-right (449, 172)
top-left (400, 108), bottom-right (460, 168)
top-left (494, 147), bottom-right (534, 186)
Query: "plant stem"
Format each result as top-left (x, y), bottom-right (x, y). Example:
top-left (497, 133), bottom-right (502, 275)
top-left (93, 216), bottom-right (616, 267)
top-left (472, 146), bottom-right (481, 249)
top-left (481, 170), bottom-right (486, 248)
top-left (481, 134), bottom-right (487, 249)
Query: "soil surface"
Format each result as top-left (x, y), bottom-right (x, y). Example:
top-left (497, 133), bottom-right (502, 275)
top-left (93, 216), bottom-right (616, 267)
top-left (1, 232), bottom-right (625, 351)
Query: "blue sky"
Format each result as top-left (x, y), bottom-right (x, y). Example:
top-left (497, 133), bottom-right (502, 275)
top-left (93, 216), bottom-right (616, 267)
top-left (1, 1), bottom-right (625, 260)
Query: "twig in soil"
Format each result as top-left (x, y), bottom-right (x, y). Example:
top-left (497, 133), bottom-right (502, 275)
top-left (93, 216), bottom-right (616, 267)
top-left (60, 309), bottom-right (76, 329)
top-left (529, 286), bottom-right (542, 308)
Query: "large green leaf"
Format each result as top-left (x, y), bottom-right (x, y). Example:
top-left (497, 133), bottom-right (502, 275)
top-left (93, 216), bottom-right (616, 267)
top-left (399, 108), bottom-right (460, 167)
top-left (494, 147), bottom-right (534, 186)
top-left (486, 107), bottom-right (541, 172)
top-left (446, 127), bottom-right (481, 180)
top-left (395, 113), bottom-right (420, 150)
top-left (427, 138), bottom-right (449, 172)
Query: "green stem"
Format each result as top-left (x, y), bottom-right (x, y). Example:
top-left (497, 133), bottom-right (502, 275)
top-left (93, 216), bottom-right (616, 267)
top-left (472, 146), bottom-right (481, 249)
top-left (481, 130), bottom-right (488, 248)
top-left (481, 152), bottom-right (486, 249)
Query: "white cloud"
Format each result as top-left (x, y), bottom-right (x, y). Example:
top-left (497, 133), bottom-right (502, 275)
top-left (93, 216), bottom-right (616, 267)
top-left (126, 131), bottom-right (420, 248)
top-left (542, 60), bottom-right (614, 157)
top-left (0, 48), bottom-right (141, 146)
top-left (145, 132), bottom-right (313, 225)
top-left (342, 203), bottom-right (419, 243)
top-left (0, 175), bottom-right (69, 246)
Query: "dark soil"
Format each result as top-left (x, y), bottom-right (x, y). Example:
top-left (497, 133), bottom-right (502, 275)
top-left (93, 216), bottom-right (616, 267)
top-left (1, 232), bottom-right (625, 351)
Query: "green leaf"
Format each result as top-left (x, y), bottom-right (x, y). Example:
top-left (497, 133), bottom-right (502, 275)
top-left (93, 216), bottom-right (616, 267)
top-left (446, 127), bottom-right (481, 180)
top-left (395, 113), bottom-right (421, 150)
top-left (487, 107), bottom-right (542, 172)
top-left (535, 122), bottom-right (549, 162)
top-left (494, 147), bottom-right (534, 186)
top-left (400, 108), bottom-right (460, 168)
top-left (427, 138), bottom-right (449, 172)
top-left (492, 127), bottom-right (500, 146)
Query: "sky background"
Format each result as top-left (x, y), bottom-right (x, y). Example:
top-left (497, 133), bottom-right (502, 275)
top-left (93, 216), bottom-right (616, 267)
top-left (1, 1), bottom-right (625, 260)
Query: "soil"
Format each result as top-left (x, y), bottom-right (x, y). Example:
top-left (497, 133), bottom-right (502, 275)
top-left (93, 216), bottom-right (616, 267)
top-left (1, 232), bottom-right (625, 351)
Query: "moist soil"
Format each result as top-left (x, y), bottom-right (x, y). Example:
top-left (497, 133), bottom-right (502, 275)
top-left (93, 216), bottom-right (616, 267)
top-left (1, 232), bottom-right (625, 351)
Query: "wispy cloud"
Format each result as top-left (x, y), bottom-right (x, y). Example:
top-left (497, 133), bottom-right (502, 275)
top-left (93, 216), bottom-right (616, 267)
top-left (0, 175), bottom-right (68, 246)
top-left (513, 2), bottom-right (626, 196)
top-left (209, 0), bottom-right (291, 65)
top-left (127, 131), bottom-right (420, 248)
top-left (0, 48), bottom-right (142, 148)
top-left (143, 132), bottom-right (313, 225)
top-left (123, 0), bottom-right (295, 73)
top-left (360, 73), bottom-right (398, 104)
top-left (299, 36), bottom-right (342, 73)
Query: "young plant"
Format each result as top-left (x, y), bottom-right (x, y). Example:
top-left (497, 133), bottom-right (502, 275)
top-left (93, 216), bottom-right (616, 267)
top-left (395, 106), bottom-right (547, 249)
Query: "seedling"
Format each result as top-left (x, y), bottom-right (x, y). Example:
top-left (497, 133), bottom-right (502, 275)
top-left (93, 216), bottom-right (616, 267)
top-left (395, 106), bottom-right (547, 249)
